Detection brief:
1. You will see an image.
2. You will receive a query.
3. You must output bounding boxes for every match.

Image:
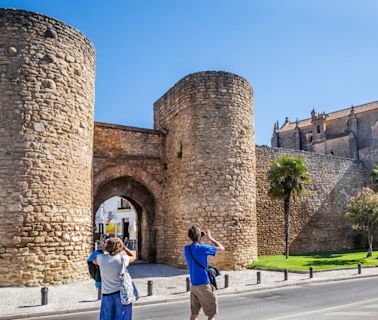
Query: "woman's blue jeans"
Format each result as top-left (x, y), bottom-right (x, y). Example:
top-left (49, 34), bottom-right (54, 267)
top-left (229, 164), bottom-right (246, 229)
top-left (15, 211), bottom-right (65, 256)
top-left (100, 291), bottom-right (132, 320)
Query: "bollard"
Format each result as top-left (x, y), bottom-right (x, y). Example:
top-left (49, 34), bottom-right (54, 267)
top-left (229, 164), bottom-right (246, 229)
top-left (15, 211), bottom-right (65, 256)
top-left (224, 274), bottom-right (229, 288)
top-left (358, 263), bottom-right (362, 274)
top-left (147, 280), bottom-right (153, 296)
top-left (309, 267), bottom-right (314, 279)
top-left (186, 277), bottom-right (191, 292)
top-left (41, 287), bottom-right (48, 305)
top-left (97, 287), bottom-right (101, 300)
top-left (257, 271), bottom-right (261, 284)
top-left (284, 269), bottom-right (288, 281)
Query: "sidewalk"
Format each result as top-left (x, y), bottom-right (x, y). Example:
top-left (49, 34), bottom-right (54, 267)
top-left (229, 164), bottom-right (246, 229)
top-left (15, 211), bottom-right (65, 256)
top-left (1, 263), bottom-right (378, 319)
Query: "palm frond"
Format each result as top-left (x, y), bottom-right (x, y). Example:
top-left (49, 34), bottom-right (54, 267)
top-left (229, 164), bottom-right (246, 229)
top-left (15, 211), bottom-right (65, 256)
top-left (267, 155), bottom-right (310, 200)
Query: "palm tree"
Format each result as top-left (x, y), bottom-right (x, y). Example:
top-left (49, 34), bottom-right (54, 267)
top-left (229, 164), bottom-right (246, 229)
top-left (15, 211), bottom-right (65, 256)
top-left (371, 165), bottom-right (378, 192)
top-left (268, 155), bottom-right (310, 259)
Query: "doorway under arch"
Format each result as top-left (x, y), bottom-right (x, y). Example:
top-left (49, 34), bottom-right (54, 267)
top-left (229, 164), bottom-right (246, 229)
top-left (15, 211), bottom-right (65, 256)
top-left (94, 176), bottom-right (157, 262)
top-left (95, 196), bottom-right (138, 251)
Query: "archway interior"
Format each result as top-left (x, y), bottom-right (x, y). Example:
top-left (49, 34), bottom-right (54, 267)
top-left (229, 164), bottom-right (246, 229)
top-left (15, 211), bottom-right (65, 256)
top-left (95, 196), bottom-right (138, 254)
top-left (93, 176), bottom-right (157, 262)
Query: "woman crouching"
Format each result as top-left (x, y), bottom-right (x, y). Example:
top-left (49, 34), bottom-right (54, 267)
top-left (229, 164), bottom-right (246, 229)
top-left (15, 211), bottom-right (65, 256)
top-left (94, 237), bottom-right (137, 320)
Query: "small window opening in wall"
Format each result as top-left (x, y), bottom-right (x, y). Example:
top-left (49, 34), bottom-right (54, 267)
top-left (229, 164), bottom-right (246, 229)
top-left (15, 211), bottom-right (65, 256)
top-left (177, 141), bottom-right (183, 158)
top-left (330, 150), bottom-right (334, 156)
top-left (317, 125), bottom-right (321, 134)
top-left (99, 223), bottom-right (104, 234)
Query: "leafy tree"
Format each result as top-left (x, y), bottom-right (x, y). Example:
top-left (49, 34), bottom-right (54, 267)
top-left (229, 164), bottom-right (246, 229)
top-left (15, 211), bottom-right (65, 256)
top-left (346, 188), bottom-right (378, 258)
top-left (371, 165), bottom-right (378, 192)
top-left (268, 156), bottom-right (310, 259)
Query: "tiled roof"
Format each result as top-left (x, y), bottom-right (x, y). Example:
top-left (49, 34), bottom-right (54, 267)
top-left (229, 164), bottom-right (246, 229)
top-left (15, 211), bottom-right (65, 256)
top-left (278, 101), bottom-right (378, 132)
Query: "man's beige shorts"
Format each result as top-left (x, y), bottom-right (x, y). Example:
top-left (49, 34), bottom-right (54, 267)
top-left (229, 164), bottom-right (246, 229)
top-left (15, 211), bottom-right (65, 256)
top-left (190, 284), bottom-right (218, 316)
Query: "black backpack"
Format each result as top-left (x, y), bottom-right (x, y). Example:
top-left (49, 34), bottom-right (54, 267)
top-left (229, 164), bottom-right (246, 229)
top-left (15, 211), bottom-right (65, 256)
top-left (88, 261), bottom-right (101, 282)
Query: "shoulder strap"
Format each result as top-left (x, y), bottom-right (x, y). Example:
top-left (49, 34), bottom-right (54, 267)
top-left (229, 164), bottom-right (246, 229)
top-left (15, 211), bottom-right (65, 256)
top-left (188, 245), bottom-right (207, 271)
top-left (120, 254), bottom-right (127, 275)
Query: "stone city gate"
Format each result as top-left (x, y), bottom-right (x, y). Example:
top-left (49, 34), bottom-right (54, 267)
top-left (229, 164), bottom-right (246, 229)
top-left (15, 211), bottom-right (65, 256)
top-left (0, 9), bottom-right (257, 286)
top-left (93, 122), bottom-right (165, 265)
top-left (0, 9), bottom-right (368, 287)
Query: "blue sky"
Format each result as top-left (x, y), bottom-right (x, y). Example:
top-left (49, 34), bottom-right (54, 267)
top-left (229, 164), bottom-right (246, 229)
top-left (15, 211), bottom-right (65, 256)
top-left (2, 0), bottom-right (378, 145)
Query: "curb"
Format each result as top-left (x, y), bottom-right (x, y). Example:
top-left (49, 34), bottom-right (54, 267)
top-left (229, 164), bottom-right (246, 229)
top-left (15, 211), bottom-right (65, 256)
top-left (254, 265), bottom-right (378, 274)
top-left (2, 273), bottom-right (378, 320)
top-left (227, 273), bottom-right (378, 295)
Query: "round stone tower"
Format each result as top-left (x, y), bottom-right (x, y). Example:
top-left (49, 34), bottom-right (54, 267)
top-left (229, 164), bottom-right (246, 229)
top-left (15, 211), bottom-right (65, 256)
top-left (154, 71), bottom-right (257, 269)
top-left (0, 9), bottom-right (95, 285)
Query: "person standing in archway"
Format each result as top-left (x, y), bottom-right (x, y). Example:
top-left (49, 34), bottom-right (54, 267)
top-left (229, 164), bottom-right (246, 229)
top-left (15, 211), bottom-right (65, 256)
top-left (128, 220), bottom-right (137, 251)
top-left (93, 237), bottom-right (137, 320)
top-left (184, 226), bottom-right (225, 320)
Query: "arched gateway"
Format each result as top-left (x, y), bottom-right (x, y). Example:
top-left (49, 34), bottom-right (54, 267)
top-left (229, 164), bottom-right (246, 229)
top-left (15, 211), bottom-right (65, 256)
top-left (93, 123), bottom-right (165, 266)
top-left (0, 9), bottom-right (258, 287)
top-left (93, 164), bottom-right (164, 262)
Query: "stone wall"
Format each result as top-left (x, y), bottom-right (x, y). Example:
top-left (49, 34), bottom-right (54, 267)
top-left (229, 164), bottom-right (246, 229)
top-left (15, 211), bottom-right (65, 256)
top-left (316, 135), bottom-right (350, 158)
top-left (0, 9), bottom-right (95, 286)
top-left (256, 146), bottom-right (365, 256)
top-left (93, 122), bottom-right (164, 180)
top-left (276, 129), bottom-right (298, 150)
top-left (154, 71), bottom-right (257, 270)
top-left (357, 109), bottom-right (378, 172)
top-left (92, 122), bottom-right (165, 263)
top-left (325, 117), bottom-right (348, 138)
top-left (92, 122), bottom-right (164, 202)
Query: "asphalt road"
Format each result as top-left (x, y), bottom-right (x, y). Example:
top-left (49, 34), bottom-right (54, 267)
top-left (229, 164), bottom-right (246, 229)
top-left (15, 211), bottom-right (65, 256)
top-left (27, 277), bottom-right (378, 320)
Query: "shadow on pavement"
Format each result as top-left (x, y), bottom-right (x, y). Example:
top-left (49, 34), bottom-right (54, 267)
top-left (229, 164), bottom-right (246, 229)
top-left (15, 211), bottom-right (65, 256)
top-left (129, 263), bottom-right (188, 279)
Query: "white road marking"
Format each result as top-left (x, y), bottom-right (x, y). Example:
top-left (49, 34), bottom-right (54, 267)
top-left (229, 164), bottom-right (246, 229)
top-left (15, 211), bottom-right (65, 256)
top-left (268, 297), bottom-right (378, 320)
top-left (325, 311), bottom-right (377, 316)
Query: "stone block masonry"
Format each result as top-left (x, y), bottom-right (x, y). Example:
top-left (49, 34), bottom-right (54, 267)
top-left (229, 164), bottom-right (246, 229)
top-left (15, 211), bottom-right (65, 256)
top-left (0, 9), bottom-right (95, 286)
top-left (256, 146), bottom-right (365, 256)
top-left (0, 9), bottom-right (372, 287)
top-left (272, 102), bottom-right (378, 175)
top-left (154, 71), bottom-right (257, 270)
top-left (92, 122), bottom-right (165, 263)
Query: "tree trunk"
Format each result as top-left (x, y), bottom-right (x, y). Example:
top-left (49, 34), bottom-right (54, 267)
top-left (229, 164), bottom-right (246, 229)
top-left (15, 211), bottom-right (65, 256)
top-left (367, 231), bottom-right (373, 258)
top-left (284, 195), bottom-right (291, 259)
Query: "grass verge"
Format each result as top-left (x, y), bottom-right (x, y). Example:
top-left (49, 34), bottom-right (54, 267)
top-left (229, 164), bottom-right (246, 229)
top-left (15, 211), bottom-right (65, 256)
top-left (250, 249), bottom-right (378, 271)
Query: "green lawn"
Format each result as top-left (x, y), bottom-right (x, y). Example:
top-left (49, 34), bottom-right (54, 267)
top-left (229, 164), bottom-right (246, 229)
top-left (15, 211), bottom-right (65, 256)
top-left (250, 250), bottom-right (378, 271)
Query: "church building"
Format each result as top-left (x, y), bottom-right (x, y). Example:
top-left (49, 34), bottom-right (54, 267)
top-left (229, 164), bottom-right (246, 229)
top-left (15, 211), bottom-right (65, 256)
top-left (271, 101), bottom-right (378, 171)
